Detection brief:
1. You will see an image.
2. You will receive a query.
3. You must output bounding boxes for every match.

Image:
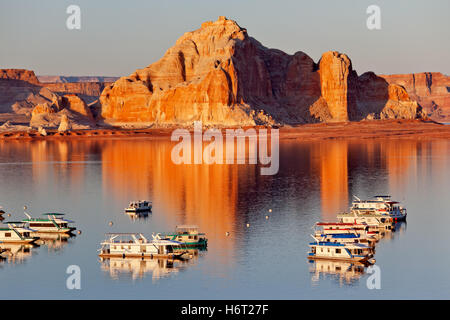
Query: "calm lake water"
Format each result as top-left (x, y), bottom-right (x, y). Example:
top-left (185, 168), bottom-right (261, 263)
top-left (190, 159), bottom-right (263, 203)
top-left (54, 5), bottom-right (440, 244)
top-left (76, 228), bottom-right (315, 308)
top-left (0, 137), bottom-right (450, 299)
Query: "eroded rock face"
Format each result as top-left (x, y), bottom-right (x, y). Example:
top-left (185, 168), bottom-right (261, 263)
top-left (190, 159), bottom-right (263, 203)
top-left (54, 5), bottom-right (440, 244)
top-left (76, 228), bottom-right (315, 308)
top-left (380, 73), bottom-right (450, 121)
top-left (0, 70), bottom-right (96, 129)
top-left (100, 17), bottom-right (422, 126)
top-left (58, 114), bottom-right (72, 132)
top-left (62, 94), bottom-right (94, 120)
top-left (0, 69), bottom-right (40, 84)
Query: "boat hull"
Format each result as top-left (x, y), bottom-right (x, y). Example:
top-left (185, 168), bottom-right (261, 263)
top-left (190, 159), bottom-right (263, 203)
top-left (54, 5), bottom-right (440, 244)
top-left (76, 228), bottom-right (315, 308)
top-left (29, 227), bottom-right (76, 234)
top-left (308, 255), bottom-right (374, 264)
top-left (99, 252), bottom-right (185, 260)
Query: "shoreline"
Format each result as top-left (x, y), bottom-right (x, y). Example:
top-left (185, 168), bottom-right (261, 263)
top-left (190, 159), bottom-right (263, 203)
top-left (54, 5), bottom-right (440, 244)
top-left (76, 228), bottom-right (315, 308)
top-left (1, 119), bottom-right (450, 142)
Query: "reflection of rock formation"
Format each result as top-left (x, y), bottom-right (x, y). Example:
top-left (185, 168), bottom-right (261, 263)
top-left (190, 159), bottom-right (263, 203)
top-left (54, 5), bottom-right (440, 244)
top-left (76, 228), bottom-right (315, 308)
top-left (381, 140), bottom-right (420, 193)
top-left (100, 140), bottom-right (237, 266)
top-left (311, 141), bottom-right (349, 218)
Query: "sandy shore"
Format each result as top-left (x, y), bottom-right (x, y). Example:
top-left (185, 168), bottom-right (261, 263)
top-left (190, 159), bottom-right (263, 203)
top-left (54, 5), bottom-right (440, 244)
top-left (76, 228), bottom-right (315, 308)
top-left (0, 120), bottom-right (450, 141)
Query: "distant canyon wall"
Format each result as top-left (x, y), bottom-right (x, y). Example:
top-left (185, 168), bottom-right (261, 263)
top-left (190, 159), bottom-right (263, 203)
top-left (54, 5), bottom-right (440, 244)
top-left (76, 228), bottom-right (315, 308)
top-left (381, 73), bottom-right (450, 121)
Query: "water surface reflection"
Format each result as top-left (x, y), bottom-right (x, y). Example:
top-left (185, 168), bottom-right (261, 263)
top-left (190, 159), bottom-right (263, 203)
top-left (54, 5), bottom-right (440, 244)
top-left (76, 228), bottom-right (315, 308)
top-left (0, 138), bottom-right (449, 298)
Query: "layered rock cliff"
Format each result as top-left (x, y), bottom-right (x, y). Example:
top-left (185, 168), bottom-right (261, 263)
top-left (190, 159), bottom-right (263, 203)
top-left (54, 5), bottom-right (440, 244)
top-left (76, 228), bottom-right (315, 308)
top-left (100, 16), bottom-right (423, 126)
top-left (0, 69), bottom-right (97, 129)
top-left (381, 73), bottom-right (450, 121)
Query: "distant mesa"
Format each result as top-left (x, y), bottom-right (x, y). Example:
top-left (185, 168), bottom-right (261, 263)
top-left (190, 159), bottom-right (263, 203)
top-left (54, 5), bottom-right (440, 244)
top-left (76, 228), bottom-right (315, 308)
top-left (99, 16), bottom-right (438, 126)
top-left (37, 75), bottom-right (120, 83)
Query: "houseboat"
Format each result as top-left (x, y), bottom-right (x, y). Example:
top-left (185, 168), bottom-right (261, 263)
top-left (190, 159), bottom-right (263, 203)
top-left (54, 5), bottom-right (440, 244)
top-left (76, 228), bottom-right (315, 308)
top-left (125, 201), bottom-right (152, 213)
top-left (308, 241), bottom-right (375, 264)
top-left (21, 213), bottom-right (76, 233)
top-left (349, 195), bottom-right (407, 221)
top-left (313, 232), bottom-right (377, 247)
top-left (161, 225), bottom-right (208, 248)
top-left (337, 211), bottom-right (396, 229)
top-left (0, 224), bottom-right (37, 244)
top-left (98, 233), bottom-right (188, 259)
top-left (315, 222), bottom-right (380, 235)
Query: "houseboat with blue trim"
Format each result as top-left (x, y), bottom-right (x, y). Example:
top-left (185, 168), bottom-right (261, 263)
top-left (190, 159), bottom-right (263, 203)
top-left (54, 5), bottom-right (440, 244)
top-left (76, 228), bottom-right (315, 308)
top-left (313, 232), bottom-right (377, 247)
top-left (339, 195), bottom-right (407, 223)
top-left (308, 241), bottom-right (375, 264)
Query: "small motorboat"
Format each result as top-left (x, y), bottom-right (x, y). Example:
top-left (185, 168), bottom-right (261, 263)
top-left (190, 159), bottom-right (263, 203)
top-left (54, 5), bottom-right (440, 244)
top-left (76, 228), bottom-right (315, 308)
top-left (125, 200), bottom-right (152, 213)
top-left (161, 225), bottom-right (208, 248)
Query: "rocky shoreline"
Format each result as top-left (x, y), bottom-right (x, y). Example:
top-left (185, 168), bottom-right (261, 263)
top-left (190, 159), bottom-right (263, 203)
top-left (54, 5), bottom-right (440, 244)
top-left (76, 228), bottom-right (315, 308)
top-left (1, 119), bottom-right (449, 141)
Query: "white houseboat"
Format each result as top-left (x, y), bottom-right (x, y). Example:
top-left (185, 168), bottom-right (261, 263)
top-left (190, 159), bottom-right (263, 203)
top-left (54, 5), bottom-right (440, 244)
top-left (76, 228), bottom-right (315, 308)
top-left (308, 241), bottom-right (375, 264)
top-left (349, 195), bottom-right (407, 221)
top-left (98, 233), bottom-right (188, 259)
top-left (0, 224), bottom-right (37, 244)
top-left (125, 201), bottom-right (152, 213)
top-left (21, 213), bottom-right (76, 233)
top-left (337, 211), bottom-right (396, 229)
top-left (315, 222), bottom-right (380, 235)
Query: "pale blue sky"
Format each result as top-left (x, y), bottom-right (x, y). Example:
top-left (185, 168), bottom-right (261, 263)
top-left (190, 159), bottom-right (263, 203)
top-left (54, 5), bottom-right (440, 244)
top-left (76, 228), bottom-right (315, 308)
top-left (1, 0), bottom-right (449, 77)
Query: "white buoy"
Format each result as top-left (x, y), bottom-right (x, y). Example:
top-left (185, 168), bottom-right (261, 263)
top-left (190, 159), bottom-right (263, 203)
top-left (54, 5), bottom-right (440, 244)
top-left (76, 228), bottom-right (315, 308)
top-left (265, 215), bottom-right (269, 220)
top-left (268, 209), bottom-right (272, 213)
top-left (246, 223), bottom-right (250, 228)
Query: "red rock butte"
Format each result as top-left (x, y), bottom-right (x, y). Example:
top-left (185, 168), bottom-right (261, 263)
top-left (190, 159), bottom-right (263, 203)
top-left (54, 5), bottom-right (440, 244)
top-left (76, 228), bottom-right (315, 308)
top-left (99, 16), bottom-right (424, 126)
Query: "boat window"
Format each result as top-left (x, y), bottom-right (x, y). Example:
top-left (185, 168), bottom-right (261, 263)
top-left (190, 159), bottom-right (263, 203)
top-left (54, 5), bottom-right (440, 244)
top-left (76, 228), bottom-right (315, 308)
top-left (335, 249), bottom-right (341, 254)
top-left (5, 232), bottom-right (11, 237)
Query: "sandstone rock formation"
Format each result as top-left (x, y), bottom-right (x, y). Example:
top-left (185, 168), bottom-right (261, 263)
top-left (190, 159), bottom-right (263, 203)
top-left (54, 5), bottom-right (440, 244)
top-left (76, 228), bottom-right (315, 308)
top-left (62, 94), bottom-right (94, 120)
top-left (0, 69), bottom-right (40, 84)
top-left (58, 114), bottom-right (72, 132)
top-left (0, 71), bottom-right (60, 115)
top-left (381, 73), bottom-right (450, 121)
top-left (0, 69), bottom-right (98, 129)
top-left (100, 16), bottom-right (423, 126)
